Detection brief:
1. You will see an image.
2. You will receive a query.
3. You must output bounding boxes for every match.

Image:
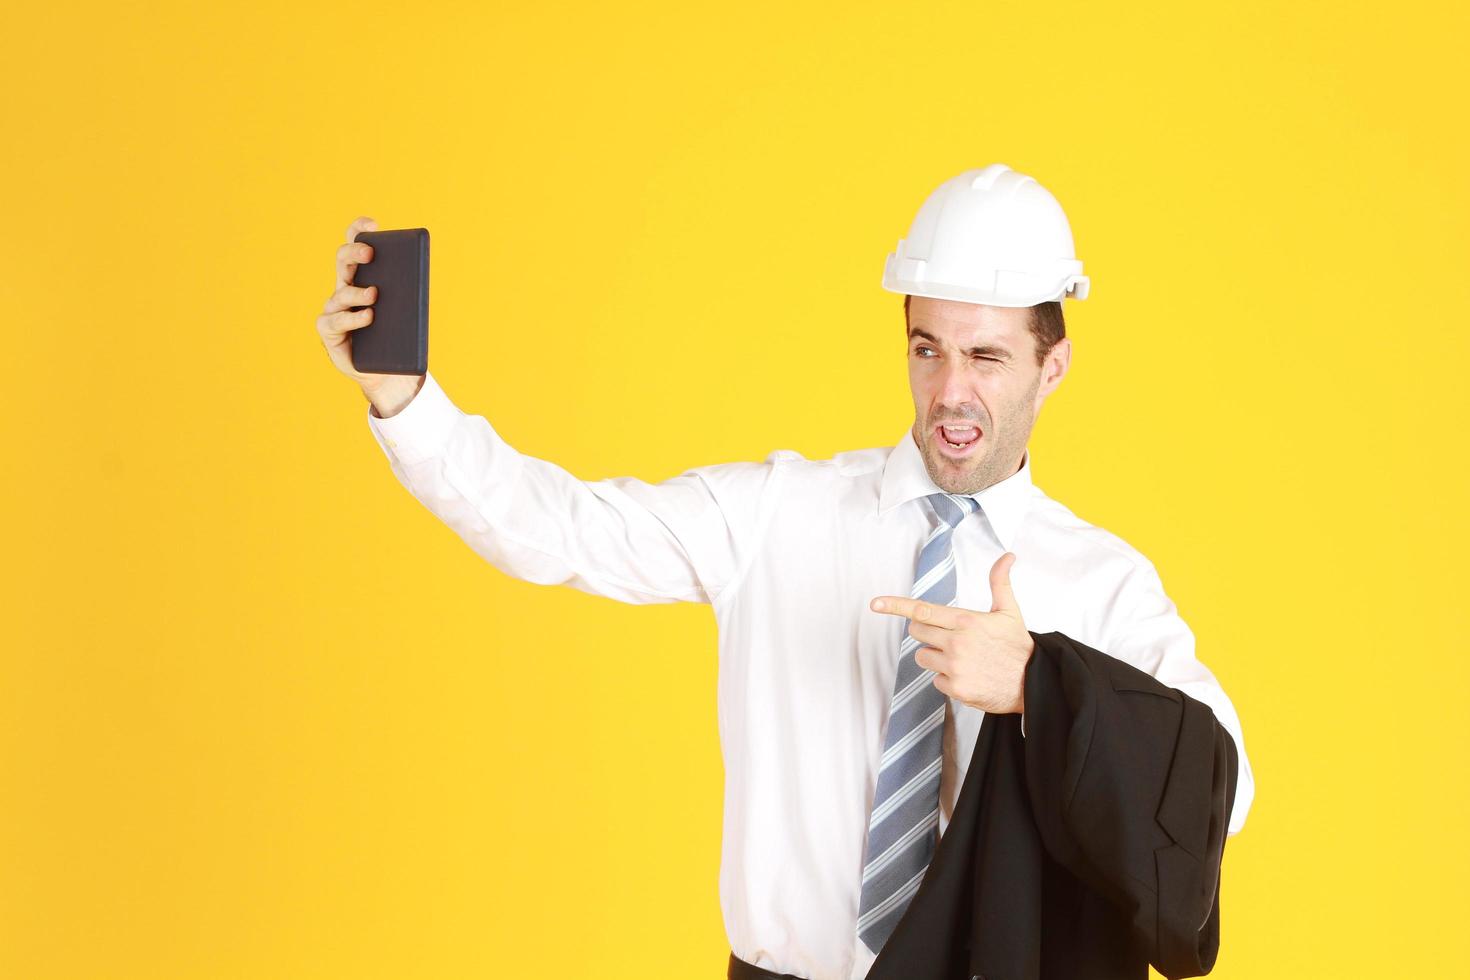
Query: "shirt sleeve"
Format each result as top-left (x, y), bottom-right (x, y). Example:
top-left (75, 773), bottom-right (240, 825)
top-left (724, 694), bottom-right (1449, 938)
top-left (365, 371), bottom-right (784, 605)
top-left (1099, 559), bottom-right (1255, 837)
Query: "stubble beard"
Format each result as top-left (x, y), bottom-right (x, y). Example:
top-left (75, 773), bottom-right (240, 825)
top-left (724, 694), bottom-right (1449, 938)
top-left (915, 378), bottom-right (1038, 495)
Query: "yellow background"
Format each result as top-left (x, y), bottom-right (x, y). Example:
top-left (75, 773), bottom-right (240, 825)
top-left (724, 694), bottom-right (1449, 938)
top-left (3, 0), bottom-right (1466, 975)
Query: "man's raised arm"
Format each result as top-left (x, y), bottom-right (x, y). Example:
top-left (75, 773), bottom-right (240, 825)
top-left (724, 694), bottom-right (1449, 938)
top-left (317, 215), bottom-right (781, 607)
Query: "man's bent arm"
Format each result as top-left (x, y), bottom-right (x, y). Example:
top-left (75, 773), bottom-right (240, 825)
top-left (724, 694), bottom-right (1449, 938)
top-left (1098, 558), bottom-right (1256, 837)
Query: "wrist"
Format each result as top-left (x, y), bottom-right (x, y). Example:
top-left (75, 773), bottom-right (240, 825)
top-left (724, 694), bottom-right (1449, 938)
top-left (363, 374), bottom-right (425, 419)
top-left (1015, 633), bottom-right (1035, 713)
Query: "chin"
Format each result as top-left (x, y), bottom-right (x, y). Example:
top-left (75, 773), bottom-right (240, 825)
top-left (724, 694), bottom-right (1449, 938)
top-left (922, 439), bottom-right (1001, 495)
top-left (924, 449), bottom-right (983, 487)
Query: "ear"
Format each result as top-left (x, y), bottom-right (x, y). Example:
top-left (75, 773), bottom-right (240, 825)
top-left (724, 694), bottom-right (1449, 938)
top-left (1036, 336), bottom-right (1071, 403)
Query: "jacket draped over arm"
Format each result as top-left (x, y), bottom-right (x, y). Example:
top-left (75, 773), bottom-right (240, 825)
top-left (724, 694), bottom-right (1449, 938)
top-left (865, 630), bottom-right (1240, 980)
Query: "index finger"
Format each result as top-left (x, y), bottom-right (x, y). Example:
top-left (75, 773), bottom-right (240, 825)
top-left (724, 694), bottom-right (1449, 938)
top-left (344, 215), bottom-right (378, 243)
top-left (336, 216), bottom-right (378, 288)
top-left (869, 595), bottom-right (964, 628)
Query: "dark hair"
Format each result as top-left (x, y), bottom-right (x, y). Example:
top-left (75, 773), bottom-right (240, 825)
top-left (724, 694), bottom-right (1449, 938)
top-left (904, 294), bottom-right (1065, 366)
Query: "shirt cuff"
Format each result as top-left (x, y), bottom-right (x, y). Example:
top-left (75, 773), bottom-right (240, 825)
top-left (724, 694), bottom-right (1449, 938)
top-left (366, 372), bottom-right (462, 465)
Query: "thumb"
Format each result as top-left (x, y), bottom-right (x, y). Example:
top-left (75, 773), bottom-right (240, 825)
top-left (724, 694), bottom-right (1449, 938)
top-left (989, 552), bottom-right (1019, 613)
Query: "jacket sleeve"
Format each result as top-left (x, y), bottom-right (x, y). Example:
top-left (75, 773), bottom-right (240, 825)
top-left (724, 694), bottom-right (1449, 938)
top-left (1021, 630), bottom-right (1239, 979)
top-left (365, 371), bottom-right (784, 605)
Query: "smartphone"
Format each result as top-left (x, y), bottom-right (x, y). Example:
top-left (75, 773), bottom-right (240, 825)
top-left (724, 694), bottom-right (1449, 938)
top-left (349, 227), bottom-right (429, 375)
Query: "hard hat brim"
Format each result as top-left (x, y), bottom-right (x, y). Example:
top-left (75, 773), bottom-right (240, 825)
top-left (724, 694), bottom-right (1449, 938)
top-left (882, 252), bottom-right (1089, 306)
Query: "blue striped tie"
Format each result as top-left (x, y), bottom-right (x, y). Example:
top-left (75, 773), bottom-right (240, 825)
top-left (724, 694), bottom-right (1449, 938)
top-left (857, 491), bottom-right (979, 955)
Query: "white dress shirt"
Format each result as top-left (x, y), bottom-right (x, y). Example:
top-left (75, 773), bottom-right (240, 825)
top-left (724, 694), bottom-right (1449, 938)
top-left (366, 371), bottom-right (1255, 980)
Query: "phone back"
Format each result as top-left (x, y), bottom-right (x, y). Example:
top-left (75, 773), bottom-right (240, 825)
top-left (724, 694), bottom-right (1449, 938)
top-left (350, 227), bottom-right (429, 375)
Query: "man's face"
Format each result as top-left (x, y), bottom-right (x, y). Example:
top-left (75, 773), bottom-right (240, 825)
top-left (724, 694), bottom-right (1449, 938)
top-left (906, 296), bottom-right (1070, 495)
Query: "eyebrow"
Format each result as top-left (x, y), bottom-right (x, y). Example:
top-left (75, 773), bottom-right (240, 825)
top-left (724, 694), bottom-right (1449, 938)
top-left (907, 327), bottom-right (1013, 360)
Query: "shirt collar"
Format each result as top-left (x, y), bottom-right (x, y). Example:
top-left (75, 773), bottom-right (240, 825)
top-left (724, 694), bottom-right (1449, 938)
top-left (877, 427), bottom-right (1034, 551)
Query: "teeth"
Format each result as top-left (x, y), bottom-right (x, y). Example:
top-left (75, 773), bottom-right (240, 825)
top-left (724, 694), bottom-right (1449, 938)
top-left (939, 424), bottom-right (978, 449)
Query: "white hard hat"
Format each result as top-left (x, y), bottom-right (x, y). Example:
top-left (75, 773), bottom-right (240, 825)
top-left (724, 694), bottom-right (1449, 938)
top-left (882, 163), bottom-right (1090, 307)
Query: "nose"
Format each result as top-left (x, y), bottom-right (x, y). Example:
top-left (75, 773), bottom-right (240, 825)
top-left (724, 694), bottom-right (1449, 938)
top-left (936, 358), bottom-right (977, 409)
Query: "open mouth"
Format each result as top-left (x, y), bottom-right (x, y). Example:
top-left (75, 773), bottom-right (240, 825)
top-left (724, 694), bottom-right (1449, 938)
top-left (934, 422), bottom-right (982, 458)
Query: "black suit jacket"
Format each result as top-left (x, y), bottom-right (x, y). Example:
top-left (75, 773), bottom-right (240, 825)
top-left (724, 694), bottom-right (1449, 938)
top-left (865, 630), bottom-right (1240, 980)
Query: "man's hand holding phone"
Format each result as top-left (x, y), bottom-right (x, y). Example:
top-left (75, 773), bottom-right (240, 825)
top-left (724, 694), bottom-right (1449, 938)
top-left (316, 215), bottom-right (425, 418)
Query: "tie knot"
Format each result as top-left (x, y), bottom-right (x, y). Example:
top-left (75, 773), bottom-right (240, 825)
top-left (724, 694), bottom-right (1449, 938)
top-left (926, 491), bottom-right (979, 530)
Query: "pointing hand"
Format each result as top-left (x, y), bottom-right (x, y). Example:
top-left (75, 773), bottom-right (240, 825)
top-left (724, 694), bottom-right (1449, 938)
top-left (869, 552), bottom-right (1035, 715)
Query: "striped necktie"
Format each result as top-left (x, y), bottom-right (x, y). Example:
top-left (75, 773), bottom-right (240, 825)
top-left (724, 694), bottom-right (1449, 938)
top-left (857, 490), bottom-right (979, 956)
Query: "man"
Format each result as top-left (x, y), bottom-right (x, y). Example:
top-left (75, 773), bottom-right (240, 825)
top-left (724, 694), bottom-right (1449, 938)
top-left (315, 163), bottom-right (1255, 980)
